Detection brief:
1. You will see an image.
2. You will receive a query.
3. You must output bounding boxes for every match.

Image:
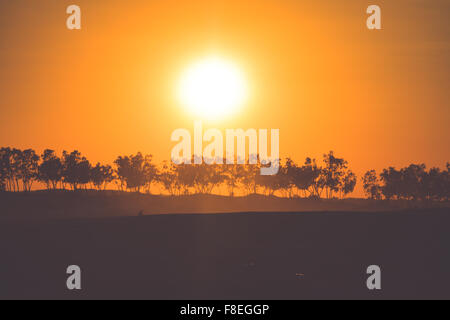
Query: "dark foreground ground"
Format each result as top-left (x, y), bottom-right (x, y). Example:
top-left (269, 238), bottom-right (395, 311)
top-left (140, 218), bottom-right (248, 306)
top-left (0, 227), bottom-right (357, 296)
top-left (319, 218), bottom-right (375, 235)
top-left (0, 208), bottom-right (449, 300)
top-left (1, 191), bottom-right (448, 219)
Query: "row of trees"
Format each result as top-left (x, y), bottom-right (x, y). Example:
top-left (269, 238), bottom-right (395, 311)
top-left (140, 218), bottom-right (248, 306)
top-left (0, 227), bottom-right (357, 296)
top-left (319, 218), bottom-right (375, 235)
top-left (0, 148), bottom-right (115, 192)
top-left (362, 164), bottom-right (450, 201)
top-left (1, 147), bottom-right (449, 200)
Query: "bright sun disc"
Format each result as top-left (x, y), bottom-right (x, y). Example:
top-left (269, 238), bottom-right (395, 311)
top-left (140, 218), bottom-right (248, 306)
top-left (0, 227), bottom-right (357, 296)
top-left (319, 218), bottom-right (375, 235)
top-left (178, 57), bottom-right (247, 119)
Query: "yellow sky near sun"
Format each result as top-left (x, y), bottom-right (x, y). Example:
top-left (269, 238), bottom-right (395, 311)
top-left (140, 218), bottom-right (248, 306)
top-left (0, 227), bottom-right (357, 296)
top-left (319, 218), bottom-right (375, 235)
top-left (0, 0), bottom-right (449, 195)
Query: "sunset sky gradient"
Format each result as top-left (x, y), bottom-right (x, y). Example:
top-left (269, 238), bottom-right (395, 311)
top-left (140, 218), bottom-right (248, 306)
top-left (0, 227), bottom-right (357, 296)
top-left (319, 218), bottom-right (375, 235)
top-left (0, 0), bottom-right (449, 195)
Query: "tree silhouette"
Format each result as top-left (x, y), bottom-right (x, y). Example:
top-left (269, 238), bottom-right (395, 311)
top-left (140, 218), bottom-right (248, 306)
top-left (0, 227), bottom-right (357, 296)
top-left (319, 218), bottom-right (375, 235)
top-left (62, 150), bottom-right (91, 191)
top-left (0, 148), bottom-right (17, 191)
top-left (0, 154), bottom-right (5, 191)
top-left (303, 157), bottom-right (325, 198)
top-left (362, 170), bottom-right (381, 200)
top-left (340, 170), bottom-right (357, 198)
top-left (322, 151), bottom-right (348, 199)
top-left (284, 158), bottom-right (317, 198)
top-left (223, 163), bottom-right (246, 197)
top-left (158, 161), bottom-right (179, 196)
top-left (174, 162), bottom-right (196, 195)
top-left (0, 148), bottom-right (40, 192)
top-left (114, 153), bottom-right (157, 193)
top-left (380, 167), bottom-right (402, 200)
top-left (90, 163), bottom-right (115, 190)
top-left (270, 160), bottom-right (292, 197)
top-left (193, 162), bottom-right (226, 194)
top-left (241, 162), bottom-right (260, 195)
top-left (0, 145), bottom-right (448, 202)
top-left (18, 149), bottom-right (40, 192)
top-left (367, 164), bottom-right (450, 201)
top-left (38, 149), bottom-right (63, 190)
top-left (0, 148), bottom-right (9, 191)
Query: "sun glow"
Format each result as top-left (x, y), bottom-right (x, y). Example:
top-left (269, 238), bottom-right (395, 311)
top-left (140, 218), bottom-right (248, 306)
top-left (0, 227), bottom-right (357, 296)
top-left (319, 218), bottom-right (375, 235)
top-left (178, 57), bottom-right (248, 119)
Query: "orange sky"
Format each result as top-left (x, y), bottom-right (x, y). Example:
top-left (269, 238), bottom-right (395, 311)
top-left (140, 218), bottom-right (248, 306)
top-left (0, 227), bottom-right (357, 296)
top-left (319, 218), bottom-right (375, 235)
top-left (0, 0), bottom-right (449, 195)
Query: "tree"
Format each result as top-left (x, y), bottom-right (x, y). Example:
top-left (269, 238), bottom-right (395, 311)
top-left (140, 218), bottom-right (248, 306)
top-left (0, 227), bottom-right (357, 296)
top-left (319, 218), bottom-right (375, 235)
top-left (340, 170), bottom-right (357, 198)
top-left (38, 149), bottom-right (63, 190)
top-left (158, 161), bottom-right (180, 196)
top-left (193, 163), bottom-right (226, 195)
top-left (127, 153), bottom-right (147, 192)
top-left (255, 160), bottom-right (289, 197)
top-left (322, 151), bottom-right (348, 199)
top-left (0, 148), bottom-right (8, 191)
top-left (0, 148), bottom-right (15, 191)
top-left (377, 164), bottom-right (450, 201)
top-left (241, 162), bottom-right (260, 195)
top-left (17, 149), bottom-right (40, 192)
top-left (62, 151), bottom-right (91, 190)
top-left (400, 164), bottom-right (426, 200)
top-left (114, 156), bottom-right (129, 191)
top-left (0, 148), bottom-right (40, 192)
top-left (114, 153), bottom-right (157, 193)
top-left (362, 170), bottom-right (381, 200)
top-left (223, 163), bottom-right (246, 197)
top-left (303, 157), bottom-right (325, 198)
top-left (380, 167), bottom-right (402, 200)
top-left (0, 148), bottom-right (19, 192)
top-left (143, 155), bottom-right (159, 194)
top-left (0, 158), bottom-right (5, 191)
top-left (285, 158), bottom-right (319, 198)
top-left (90, 163), bottom-right (115, 190)
top-left (273, 160), bottom-right (292, 197)
top-left (174, 162), bottom-right (197, 195)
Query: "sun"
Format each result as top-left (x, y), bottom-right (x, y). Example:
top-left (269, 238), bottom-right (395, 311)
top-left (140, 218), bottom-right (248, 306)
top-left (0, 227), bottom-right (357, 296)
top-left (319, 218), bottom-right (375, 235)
top-left (178, 57), bottom-right (248, 119)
